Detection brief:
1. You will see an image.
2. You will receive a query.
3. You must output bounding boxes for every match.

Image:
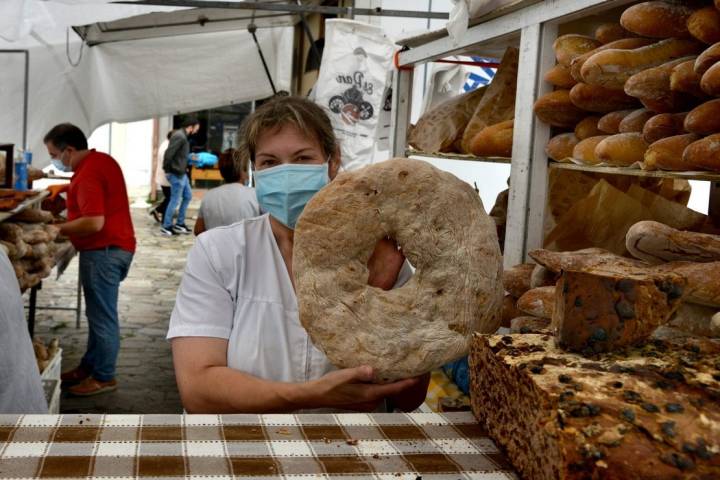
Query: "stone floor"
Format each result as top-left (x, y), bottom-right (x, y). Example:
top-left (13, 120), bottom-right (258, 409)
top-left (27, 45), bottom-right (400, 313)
top-left (30, 193), bottom-right (203, 414)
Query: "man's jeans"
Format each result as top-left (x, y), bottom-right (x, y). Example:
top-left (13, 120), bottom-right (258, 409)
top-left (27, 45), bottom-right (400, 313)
top-left (79, 248), bottom-right (133, 382)
top-left (162, 172), bottom-right (192, 229)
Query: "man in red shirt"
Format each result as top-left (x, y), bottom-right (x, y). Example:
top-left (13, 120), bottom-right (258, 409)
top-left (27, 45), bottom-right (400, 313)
top-left (44, 123), bottom-right (136, 396)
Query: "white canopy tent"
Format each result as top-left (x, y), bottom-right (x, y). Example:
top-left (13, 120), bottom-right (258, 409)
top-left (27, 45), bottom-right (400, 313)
top-left (0, 0), bottom-right (298, 167)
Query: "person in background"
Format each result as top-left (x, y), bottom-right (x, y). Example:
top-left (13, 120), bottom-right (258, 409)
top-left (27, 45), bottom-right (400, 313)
top-left (150, 131), bottom-right (173, 224)
top-left (168, 96), bottom-right (428, 413)
top-left (194, 148), bottom-right (259, 236)
top-left (44, 123), bottom-right (136, 396)
top-left (161, 118), bottom-right (199, 236)
top-left (0, 249), bottom-right (48, 413)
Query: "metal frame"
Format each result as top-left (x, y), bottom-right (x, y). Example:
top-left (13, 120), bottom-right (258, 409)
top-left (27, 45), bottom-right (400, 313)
top-left (390, 0), bottom-right (720, 267)
top-left (0, 50), bottom-right (29, 150)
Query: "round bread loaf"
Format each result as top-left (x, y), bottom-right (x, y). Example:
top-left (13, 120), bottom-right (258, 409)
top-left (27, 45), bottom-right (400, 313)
top-left (293, 158), bottom-right (503, 382)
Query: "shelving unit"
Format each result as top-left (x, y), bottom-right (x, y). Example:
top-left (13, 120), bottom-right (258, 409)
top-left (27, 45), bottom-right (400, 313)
top-left (391, 0), bottom-right (720, 269)
top-left (405, 149), bottom-right (511, 165)
top-left (0, 190), bottom-right (49, 223)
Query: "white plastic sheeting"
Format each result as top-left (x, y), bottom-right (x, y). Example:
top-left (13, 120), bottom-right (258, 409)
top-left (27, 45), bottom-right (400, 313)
top-left (0, 0), bottom-right (293, 166)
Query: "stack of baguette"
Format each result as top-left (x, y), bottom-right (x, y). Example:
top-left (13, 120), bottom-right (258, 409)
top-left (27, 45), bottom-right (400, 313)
top-left (482, 221), bottom-right (720, 478)
top-left (408, 47), bottom-right (518, 157)
top-left (0, 207), bottom-right (69, 292)
top-left (539, 1), bottom-right (720, 172)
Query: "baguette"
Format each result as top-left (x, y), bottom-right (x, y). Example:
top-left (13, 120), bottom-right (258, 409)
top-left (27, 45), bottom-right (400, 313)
top-left (700, 61), bottom-right (720, 95)
top-left (572, 135), bottom-right (609, 165)
top-left (594, 22), bottom-right (631, 44)
top-left (642, 133), bottom-right (702, 171)
top-left (581, 38), bottom-right (703, 89)
top-left (618, 108), bottom-right (656, 133)
top-left (569, 83), bottom-right (639, 112)
top-left (509, 316), bottom-right (551, 334)
top-left (642, 112), bottom-right (688, 143)
top-left (688, 6), bottom-right (720, 44)
top-left (595, 132), bottom-right (649, 167)
top-left (694, 41), bottom-right (720, 74)
top-left (620, 1), bottom-right (694, 39)
top-left (544, 64), bottom-right (577, 89)
top-left (574, 116), bottom-right (602, 140)
top-left (469, 120), bottom-right (513, 158)
top-left (545, 133), bottom-right (579, 162)
top-left (553, 34), bottom-right (602, 67)
top-left (663, 261), bottom-right (720, 307)
top-left (669, 303), bottom-right (720, 337)
top-left (597, 109), bottom-right (635, 134)
top-left (569, 37), bottom-right (655, 82)
top-left (682, 133), bottom-right (720, 171)
top-left (516, 286), bottom-right (555, 319)
top-left (11, 208), bottom-right (54, 224)
top-left (685, 99), bottom-right (720, 134)
top-left (670, 59), bottom-right (708, 98)
top-left (626, 220), bottom-right (720, 263)
top-left (625, 57), bottom-right (699, 113)
top-left (533, 89), bottom-right (588, 128)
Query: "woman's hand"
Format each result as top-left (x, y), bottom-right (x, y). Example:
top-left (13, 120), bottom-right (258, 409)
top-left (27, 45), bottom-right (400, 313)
top-left (367, 237), bottom-right (405, 290)
top-left (297, 365), bottom-right (422, 412)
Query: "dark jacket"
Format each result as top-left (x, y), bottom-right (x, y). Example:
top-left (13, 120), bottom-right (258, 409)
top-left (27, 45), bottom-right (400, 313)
top-left (163, 129), bottom-right (189, 175)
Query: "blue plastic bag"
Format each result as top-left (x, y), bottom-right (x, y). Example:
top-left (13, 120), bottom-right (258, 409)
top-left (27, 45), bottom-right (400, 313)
top-left (442, 357), bottom-right (470, 395)
top-left (189, 152), bottom-right (218, 168)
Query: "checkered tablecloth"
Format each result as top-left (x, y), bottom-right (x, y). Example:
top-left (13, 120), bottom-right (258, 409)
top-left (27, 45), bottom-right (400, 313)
top-left (0, 412), bottom-right (517, 479)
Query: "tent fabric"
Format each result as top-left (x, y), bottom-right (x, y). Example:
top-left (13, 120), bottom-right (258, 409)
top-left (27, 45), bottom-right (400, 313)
top-left (0, 0), bottom-right (293, 167)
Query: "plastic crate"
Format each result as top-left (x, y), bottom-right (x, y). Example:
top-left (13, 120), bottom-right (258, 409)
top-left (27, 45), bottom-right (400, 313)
top-left (40, 347), bottom-right (62, 382)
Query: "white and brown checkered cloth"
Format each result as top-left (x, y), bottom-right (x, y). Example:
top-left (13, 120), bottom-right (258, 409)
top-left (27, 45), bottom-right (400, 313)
top-left (0, 412), bottom-right (517, 479)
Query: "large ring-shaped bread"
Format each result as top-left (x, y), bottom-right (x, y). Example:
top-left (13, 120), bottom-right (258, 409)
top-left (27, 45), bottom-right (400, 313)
top-left (293, 158), bottom-right (503, 382)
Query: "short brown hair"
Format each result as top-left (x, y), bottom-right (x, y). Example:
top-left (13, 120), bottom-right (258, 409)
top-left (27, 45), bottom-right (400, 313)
top-left (241, 96), bottom-right (337, 163)
top-left (218, 148), bottom-right (249, 183)
top-left (44, 123), bottom-right (88, 150)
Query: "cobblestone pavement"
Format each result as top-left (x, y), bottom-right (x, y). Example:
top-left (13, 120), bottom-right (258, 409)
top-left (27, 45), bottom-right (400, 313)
top-left (31, 194), bottom-right (203, 414)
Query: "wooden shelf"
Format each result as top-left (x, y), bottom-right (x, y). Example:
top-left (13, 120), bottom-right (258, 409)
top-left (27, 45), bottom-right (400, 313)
top-left (549, 162), bottom-right (720, 182)
top-left (0, 190), bottom-right (50, 223)
top-left (406, 150), bottom-right (512, 164)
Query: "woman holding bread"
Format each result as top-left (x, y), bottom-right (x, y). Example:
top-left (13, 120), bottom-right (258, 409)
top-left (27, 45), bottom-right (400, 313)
top-left (168, 96), bottom-right (429, 413)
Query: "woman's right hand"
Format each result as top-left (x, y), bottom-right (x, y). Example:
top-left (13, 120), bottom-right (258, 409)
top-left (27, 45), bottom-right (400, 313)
top-left (299, 365), bottom-right (421, 411)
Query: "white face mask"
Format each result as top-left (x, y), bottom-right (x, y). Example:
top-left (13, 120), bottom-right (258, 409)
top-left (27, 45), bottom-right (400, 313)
top-left (50, 149), bottom-right (71, 172)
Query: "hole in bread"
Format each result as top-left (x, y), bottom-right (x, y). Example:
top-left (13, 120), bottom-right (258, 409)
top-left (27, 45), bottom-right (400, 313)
top-left (366, 236), bottom-right (405, 290)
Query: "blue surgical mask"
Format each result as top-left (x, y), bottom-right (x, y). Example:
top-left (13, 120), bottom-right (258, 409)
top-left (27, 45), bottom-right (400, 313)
top-left (254, 163), bottom-right (329, 229)
top-left (51, 158), bottom-right (71, 172)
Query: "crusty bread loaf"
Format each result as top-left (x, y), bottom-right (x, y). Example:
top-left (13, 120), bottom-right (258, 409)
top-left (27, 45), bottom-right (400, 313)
top-left (509, 316), bottom-right (551, 334)
top-left (642, 112), bottom-right (689, 143)
top-left (545, 133), bottom-right (579, 162)
top-left (594, 22), bottom-right (632, 44)
top-left (598, 109), bottom-right (635, 133)
top-left (642, 133), bottom-right (701, 171)
top-left (700, 61), bottom-right (720, 95)
top-left (408, 86), bottom-right (487, 153)
top-left (620, 1), bottom-right (694, 39)
top-left (574, 116), bottom-right (602, 140)
top-left (501, 294), bottom-right (523, 329)
top-left (530, 264), bottom-right (558, 289)
top-left (502, 263), bottom-right (536, 298)
top-left (534, 90), bottom-right (588, 128)
top-left (581, 38), bottom-right (703, 89)
top-left (517, 286), bottom-right (555, 319)
top-left (595, 132), bottom-right (649, 166)
top-left (529, 247), bottom-right (648, 273)
top-left (683, 133), bottom-right (720, 171)
top-left (461, 47), bottom-right (518, 153)
top-left (669, 303), bottom-right (720, 337)
top-left (689, 6), bottom-right (720, 44)
top-left (572, 135), bottom-right (609, 165)
top-left (625, 57), bottom-right (699, 113)
top-left (663, 261), bottom-right (720, 308)
top-left (618, 108), bottom-right (656, 133)
top-left (544, 64), bottom-right (577, 88)
top-left (569, 37), bottom-right (655, 82)
top-left (554, 268), bottom-right (685, 353)
top-left (469, 120), bottom-right (513, 157)
top-left (570, 83), bottom-right (639, 113)
top-left (469, 329), bottom-right (720, 480)
top-left (685, 99), bottom-right (720, 134)
top-left (694, 41), bottom-right (720, 74)
top-left (626, 220), bottom-right (720, 263)
top-left (670, 58), bottom-right (710, 98)
top-left (553, 34), bottom-right (602, 67)
top-left (11, 208), bottom-right (53, 223)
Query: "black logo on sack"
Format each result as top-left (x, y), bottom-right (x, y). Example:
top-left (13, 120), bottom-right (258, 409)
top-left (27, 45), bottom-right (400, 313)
top-left (328, 72), bottom-right (374, 125)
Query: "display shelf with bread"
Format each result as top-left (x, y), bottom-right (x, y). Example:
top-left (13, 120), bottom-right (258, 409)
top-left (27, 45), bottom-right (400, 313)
top-left (549, 160), bottom-right (720, 182)
top-left (0, 189), bottom-right (50, 223)
top-left (405, 149), bottom-right (512, 164)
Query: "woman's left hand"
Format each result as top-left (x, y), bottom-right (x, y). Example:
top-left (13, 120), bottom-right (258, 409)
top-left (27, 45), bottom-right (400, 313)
top-left (367, 237), bottom-right (405, 290)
